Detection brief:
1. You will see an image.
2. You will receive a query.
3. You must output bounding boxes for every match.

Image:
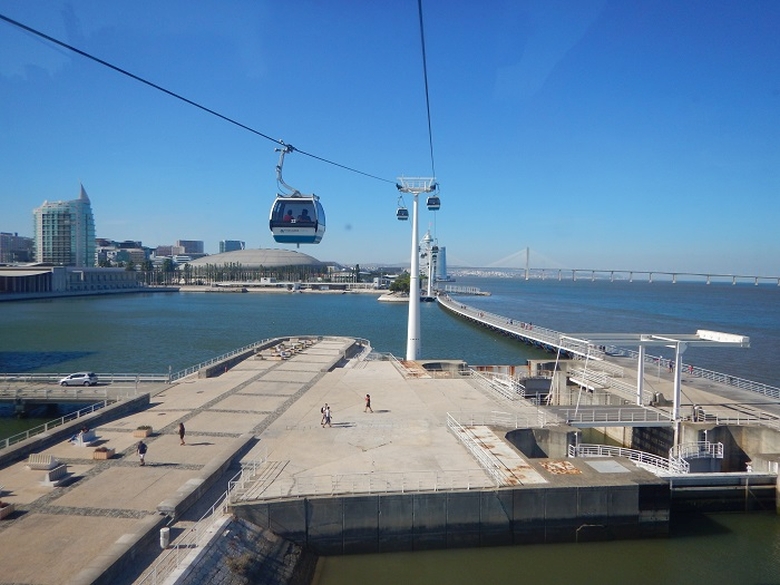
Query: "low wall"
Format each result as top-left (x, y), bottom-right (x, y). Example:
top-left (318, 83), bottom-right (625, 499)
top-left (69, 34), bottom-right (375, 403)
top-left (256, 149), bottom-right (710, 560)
top-left (0, 394), bottom-right (151, 467)
top-left (233, 482), bottom-right (670, 555)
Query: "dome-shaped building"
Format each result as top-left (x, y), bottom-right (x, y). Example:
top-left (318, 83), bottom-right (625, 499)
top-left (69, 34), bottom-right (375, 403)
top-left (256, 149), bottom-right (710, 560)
top-left (187, 248), bottom-right (328, 284)
top-left (189, 248), bottom-right (325, 269)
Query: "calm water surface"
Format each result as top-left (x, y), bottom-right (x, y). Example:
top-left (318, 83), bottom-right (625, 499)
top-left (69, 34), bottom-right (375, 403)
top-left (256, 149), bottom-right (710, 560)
top-left (1, 278), bottom-right (779, 583)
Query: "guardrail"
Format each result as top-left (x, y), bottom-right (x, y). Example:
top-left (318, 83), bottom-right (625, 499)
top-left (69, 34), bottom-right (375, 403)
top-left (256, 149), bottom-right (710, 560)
top-left (669, 441), bottom-right (724, 461)
top-left (136, 488), bottom-right (230, 585)
top-left (1, 400), bottom-right (110, 450)
top-left (0, 373), bottom-right (168, 384)
top-left (470, 370), bottom-right (525, 401)
top-left (558, 407), bottom-right (673, 426)
top-left (228, 459), bottom-right (492, 503)
top-left (570, 443), bottom-right (689, 475)
top-left (169, 339), bottom-right (275, 381)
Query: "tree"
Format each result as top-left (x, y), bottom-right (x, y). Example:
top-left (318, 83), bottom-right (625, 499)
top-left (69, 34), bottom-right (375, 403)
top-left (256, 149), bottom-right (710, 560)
top-left (390, 271), bottom-right (411, 294)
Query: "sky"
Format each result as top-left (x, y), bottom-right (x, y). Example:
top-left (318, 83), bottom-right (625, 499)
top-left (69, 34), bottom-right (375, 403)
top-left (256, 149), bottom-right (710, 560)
top-left (0, 1), bottom-right (778, 274)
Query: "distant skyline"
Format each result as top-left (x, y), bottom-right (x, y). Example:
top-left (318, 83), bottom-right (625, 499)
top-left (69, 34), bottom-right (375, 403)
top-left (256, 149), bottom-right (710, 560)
top-left (1, 1), bottom-right (778, 274)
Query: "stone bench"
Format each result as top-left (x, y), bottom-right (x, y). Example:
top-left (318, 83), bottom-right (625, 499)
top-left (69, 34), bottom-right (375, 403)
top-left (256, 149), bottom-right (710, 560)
top-left (40, 464), bottom-right (69, 487)
top-left (26, 453), bottom-right (60, 470)
top-left (70, 430), bottom-right (98, 447)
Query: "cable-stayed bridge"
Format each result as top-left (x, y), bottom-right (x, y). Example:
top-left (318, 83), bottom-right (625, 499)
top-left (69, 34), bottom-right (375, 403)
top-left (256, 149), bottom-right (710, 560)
top-left (475, 248), bottom-right (780, 286)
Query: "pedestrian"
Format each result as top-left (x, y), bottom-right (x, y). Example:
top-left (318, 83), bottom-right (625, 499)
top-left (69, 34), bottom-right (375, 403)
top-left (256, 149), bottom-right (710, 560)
top-left (137, 440), bottom-right (148, 466)
top-left (324, 405), bottom-right (332, 427)
top-left (178, 422), bottom-right (186, 446)
top-left (364, 393), bottom-right (373, 413)
top-left (320, 403), bottom-right (328, 426)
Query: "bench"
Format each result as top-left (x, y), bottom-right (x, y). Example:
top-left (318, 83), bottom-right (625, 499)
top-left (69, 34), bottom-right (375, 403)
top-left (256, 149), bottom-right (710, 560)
top-left (26, 453), bottom-right (60, 470)
top-left (70, 430), bottom-right (98, 447)
top-left (40, 464), bottom-right (69, 487)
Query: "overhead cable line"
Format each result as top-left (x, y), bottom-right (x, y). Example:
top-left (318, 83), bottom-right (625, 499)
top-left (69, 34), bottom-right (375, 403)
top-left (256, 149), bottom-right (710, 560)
top-left (0, 13), bottom-right (396, 185)
top-left (416, 0), bottom-right (437, 179)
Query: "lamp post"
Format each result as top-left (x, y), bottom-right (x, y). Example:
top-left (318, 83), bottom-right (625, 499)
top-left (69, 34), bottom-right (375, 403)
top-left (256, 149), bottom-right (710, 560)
top-left (397, 177), bottom-right (436, 361)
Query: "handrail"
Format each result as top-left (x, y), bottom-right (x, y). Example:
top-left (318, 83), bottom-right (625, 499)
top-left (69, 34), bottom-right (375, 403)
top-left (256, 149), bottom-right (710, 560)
top-left (669, 441), bottom-right (724, 461)
top-left (446, 413), bottom-right (506, 487)
top-left (136, 488), bottom-right (231, 585)
top-left (169, 338), bottom-right (277, 381)
top-left (0, 372), bottom-right (167, 383)
top-left (570, 443), bottom-right (689, 475)
top-left (0, 400), bottom-right (111, 450)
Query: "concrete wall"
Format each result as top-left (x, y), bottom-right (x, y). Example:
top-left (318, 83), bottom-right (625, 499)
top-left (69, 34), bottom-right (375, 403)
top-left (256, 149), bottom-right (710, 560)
top-left (233, 482), bottom-right (670, 556)
top-left (504, 427), bottom-right (577, 459)
top-left (0, 394), bottom-right (150, 467)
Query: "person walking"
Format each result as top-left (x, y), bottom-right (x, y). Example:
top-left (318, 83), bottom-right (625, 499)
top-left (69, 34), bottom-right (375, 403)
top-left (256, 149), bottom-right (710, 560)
top-left (364, 393), bottom-right (373, 413)
top-left (320, 403), bottom-right (329, 426)
top-left (137, 440), bottom-right (148, 466)
top-left (178, 422), bottom-right (186, 446)
top-left (323, 404), bottom-right (332, 427)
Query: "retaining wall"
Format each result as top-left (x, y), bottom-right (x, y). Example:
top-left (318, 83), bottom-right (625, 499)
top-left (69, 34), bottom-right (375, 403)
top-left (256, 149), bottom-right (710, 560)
top-left (232, 482), bottom-right (670, 556)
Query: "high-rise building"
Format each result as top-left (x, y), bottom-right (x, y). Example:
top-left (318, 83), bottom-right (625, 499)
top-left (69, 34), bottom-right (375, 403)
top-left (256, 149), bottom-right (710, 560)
top-left (176, 240), bottom-right (204, 255)
top-left (33, 184), bottom-right (96, 267)
top-left (219, 240), bottom-right (245, 253)
top-left (0, 232), bottom-right (34, 263)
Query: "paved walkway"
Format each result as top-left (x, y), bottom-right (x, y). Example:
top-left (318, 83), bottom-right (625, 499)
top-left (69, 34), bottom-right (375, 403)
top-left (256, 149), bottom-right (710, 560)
top-left (1, 333), bottom-right (776, 585)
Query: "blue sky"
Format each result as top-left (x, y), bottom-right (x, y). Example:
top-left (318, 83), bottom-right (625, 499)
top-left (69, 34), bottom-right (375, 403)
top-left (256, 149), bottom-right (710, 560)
top-left (1, 1), bottom-right (778, 274)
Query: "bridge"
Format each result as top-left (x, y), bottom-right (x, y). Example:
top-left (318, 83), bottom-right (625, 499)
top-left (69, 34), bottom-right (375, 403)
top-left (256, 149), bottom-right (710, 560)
top-left (478, 247), bottom-right (780, 285)
top-left (436, 293), bottom-right (779, 435)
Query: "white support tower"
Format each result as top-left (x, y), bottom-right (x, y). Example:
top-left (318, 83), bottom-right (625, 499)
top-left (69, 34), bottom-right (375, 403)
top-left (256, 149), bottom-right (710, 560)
top-left (397, 177), bottom-right (437, 361)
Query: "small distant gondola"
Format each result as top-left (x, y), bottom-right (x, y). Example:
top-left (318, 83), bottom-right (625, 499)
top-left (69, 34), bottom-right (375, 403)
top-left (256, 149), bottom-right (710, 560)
top-left (268, 145), bottom-right (325, 245)
top-left (396, 196), bottom-right (409, 221)
top-left (426, 194), bottom-right (441, 211)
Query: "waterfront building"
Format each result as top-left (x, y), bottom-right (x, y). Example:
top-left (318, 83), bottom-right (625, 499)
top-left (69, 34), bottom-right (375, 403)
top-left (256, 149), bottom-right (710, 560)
top-left (176, 239), bottom-right (204, 255)
top-left (32, 184), bottom-right (96, 267)
top-left (0, 232), bottom-right (34, 263)
top-left (219, 240), bottom-right (245, 253)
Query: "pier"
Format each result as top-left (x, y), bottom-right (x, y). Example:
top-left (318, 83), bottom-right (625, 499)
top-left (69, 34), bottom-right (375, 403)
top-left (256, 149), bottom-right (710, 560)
top-left (0, 330), bottom-right (778, 584)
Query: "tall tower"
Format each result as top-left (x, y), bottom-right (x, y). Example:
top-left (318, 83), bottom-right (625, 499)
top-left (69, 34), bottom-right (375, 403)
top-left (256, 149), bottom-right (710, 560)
top-left (33, 184), bottom-right (96, 266)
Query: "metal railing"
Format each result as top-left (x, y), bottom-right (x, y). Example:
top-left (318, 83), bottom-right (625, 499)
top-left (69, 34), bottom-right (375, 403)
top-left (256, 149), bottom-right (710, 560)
top-left (446, 413), bottom-right (507, 487)
top-left (0, 372), bottom-right (168, 384)
top-left (470, 370), bottom-right (525, 401)
top-left (669, 441), bottom-right (724, 461)
top-left (136, 488), bottom-right (231, 585)
top-left (228, 460), bottom-right (492, 503)
top-left (570, 443), bottom-right (689, 475)
top-left (451, 410), bottom-right (559, 429)
top-left (1, 400), bottom-right (110, 450)
top-left (169, 338), bottom-right (275, 381)
top-left (558, 407), bottom-right (673, 426)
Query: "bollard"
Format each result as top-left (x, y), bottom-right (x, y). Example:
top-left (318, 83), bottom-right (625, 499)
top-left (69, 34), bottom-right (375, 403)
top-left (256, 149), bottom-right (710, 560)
top-left (159, 526), bottom-right (170, 549)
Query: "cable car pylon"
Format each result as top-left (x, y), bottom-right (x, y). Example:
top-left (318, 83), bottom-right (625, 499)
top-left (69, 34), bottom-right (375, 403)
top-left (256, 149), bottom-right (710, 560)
top-left (396, 177), bottom-right (438, 360)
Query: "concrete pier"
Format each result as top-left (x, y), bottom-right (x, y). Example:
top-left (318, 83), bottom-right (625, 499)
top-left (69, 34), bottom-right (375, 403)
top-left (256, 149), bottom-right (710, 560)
top-left (0, 333), bottom-right (776, 584)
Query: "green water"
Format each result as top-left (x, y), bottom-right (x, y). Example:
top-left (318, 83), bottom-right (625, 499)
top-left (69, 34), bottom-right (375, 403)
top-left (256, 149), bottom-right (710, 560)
top-left (315, 512), bottom-right (780, 585)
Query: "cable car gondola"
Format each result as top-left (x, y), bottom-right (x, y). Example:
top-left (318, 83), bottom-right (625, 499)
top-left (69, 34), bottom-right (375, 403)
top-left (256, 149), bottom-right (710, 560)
top-left (426, 194), bottom-right (440, 211)
top-left (268, 145), bottom-right (326, 245)
top-left (396, 196), bottom-right (409, 221)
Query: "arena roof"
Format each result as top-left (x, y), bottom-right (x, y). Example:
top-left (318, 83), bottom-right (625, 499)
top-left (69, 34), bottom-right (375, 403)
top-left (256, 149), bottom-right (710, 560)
top-left (188, 248), bottom-right (325, 268)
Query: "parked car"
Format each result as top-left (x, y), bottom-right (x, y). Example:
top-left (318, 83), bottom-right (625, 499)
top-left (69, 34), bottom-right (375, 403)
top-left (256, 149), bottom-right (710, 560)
top-left (59, 372), bottom-right (98, 386)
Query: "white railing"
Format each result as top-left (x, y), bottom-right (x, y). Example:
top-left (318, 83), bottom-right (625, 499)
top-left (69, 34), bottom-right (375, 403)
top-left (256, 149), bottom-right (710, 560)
top-left (0, 400), bottom-right (111, 450)
top-left (446, 413), bottom-right (511, 487)
top-left (451, 410), bottom-right (559, 429)
top-left (559, 407), bottom-right (673, 426)
top-left (669, 441), bottom-right (724, 461)
top-left (0, 372), bottom-right (167, 384)
top-left (230, 466), bottom-right (492, 502)
top-left (470, 370), bottom-right (524, 401)
top-left (169, 338), bottom-right (275, 381)
top-left (136, 489), bottom-right (231, 585)
top-left (570, 443), bottom-right (689, 475)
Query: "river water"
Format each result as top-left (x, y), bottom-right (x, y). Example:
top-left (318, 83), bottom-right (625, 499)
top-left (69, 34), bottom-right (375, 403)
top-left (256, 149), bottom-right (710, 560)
top-left (1, 277), bottom-right (778, 583)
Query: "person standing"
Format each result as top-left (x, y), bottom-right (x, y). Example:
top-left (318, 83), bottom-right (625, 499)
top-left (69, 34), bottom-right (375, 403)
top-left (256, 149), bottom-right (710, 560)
top-left (364, 393), bottom-right (373, 413)
top-left (137, 440), bottom-right (148, 466)
top-left (178, 422), bottom-right (186, 446)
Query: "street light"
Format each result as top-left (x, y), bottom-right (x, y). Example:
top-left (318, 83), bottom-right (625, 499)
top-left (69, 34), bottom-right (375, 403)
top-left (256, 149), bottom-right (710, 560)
top-left (396, 177), bottom-right (437, 360)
